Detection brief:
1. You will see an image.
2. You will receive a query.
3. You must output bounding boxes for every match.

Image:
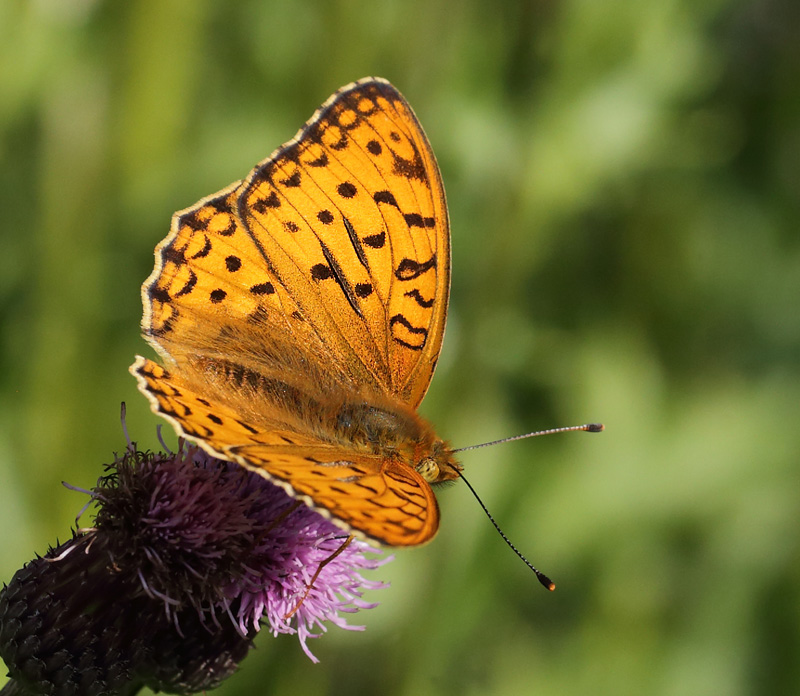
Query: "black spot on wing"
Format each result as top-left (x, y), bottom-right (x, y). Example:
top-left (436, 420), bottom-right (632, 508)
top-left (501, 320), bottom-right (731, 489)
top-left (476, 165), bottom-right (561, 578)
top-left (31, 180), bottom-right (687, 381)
top-left (307, 152), bottom-right (329, 167)
top-left (373, 191), bottom-right (399, 208)
top-left (392, 142), bottom-right (428, 183)
top-left (280, 171), bottom-right (302, 188)
top-left (404, 288), bottom-right (434, 308)
top-left (355, 283), bottom-right (373, 298)
top-left (311, 264), bottom-right (333, 281)
top-left (218, 218), bottom-right (236, 237)
top-left (356, 481), bottom-right (380, 495)
top-left (250, 282), bottom-right (275, 295)
top-left (162, 245), bottom-right (186, 266)
top-left (148, 286), bottom-right (171, 303)
top-left (237, 420), bottom-right (259, 435)
top-left (390, 314), bottom-right (428, 350)
top-left (207, 196), bottom-right (232, 213)
top-left (337, 182), bottom-right (357, 198)
top-left (190, 236), bottom-right (212, 259)
top-left (362, 232), bottom-right (386, 249)
top-left (403, 213), bottom-right (437, 229)
top-left (174, 270), bottom-right (198, 298)
top-left (180, 211), bottom-right (208, 232)
top-left (252, 191), bottom-right (281, 213)
top-left (395, 255), bottom-right (437, 280)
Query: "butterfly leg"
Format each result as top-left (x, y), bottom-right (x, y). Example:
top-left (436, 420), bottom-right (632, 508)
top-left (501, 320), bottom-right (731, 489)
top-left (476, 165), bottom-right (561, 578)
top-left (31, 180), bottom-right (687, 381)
top-left (284, 535), bottom-right (355, 619)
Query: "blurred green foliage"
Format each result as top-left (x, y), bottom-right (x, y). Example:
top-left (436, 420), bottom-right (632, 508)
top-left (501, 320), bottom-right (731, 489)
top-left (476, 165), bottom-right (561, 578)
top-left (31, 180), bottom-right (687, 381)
top-left (1, 0), bottom-right (799, 694)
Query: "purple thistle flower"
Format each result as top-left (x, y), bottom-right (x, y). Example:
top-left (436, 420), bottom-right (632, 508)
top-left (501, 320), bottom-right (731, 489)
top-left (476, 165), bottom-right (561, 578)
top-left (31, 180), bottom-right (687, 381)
top-left (0, 433), bottom-right (390, 694)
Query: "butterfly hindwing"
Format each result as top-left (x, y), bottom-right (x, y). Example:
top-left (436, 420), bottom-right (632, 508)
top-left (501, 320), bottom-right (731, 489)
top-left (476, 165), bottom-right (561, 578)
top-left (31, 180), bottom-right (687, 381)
top-left (229, 443), bottom-right (439, 546)
top-left (131, 356), bottom-right (439, 545)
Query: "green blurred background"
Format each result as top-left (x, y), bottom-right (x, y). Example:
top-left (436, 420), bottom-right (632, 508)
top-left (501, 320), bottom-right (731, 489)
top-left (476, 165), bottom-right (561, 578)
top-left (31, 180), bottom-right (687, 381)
top-left (2, 0), bottom-right (799, 694)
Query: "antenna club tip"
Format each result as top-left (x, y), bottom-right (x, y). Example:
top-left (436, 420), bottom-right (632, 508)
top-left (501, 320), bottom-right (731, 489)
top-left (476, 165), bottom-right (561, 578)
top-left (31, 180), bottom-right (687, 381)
top-left (586, 423), bottom-right (605, 432)
top-left (536, 572), bottom-right (556, 591)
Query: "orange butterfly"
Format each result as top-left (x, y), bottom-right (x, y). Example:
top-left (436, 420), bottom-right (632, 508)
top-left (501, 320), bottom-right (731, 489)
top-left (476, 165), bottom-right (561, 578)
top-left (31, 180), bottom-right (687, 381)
top-left (131, 77), bottom-right (461, 547)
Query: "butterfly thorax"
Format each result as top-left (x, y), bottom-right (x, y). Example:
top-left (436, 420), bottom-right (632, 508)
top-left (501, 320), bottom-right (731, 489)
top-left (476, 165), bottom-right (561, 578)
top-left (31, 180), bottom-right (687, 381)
top-left (332, 399), bottom-right (461, 484)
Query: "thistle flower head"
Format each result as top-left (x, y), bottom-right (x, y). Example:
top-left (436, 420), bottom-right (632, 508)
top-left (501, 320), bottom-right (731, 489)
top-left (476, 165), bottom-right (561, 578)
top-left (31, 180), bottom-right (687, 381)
top-left (94, 443), bottom-right (389, 661)
top-left (0, 437), bottom-right (390, 694)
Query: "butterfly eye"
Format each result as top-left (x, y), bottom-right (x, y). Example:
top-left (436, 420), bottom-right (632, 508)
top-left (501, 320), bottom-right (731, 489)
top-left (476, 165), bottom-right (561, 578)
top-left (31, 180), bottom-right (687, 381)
top-left (415, 457), bottom-right (440, 483)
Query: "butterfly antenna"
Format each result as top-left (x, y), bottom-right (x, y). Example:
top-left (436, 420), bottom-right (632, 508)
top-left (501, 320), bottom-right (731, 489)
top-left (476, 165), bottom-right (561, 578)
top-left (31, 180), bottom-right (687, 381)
top-left (451, 423), bottom-right (604, 454)
top-left (458, 470), bottom-right (555, 590)
top-left (451, 423), bottom-right (604, 589)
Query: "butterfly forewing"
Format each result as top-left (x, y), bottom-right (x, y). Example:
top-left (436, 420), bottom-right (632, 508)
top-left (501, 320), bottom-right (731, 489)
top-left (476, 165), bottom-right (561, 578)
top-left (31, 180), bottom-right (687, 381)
top-left (237, 78), bottom-right (449, 406)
